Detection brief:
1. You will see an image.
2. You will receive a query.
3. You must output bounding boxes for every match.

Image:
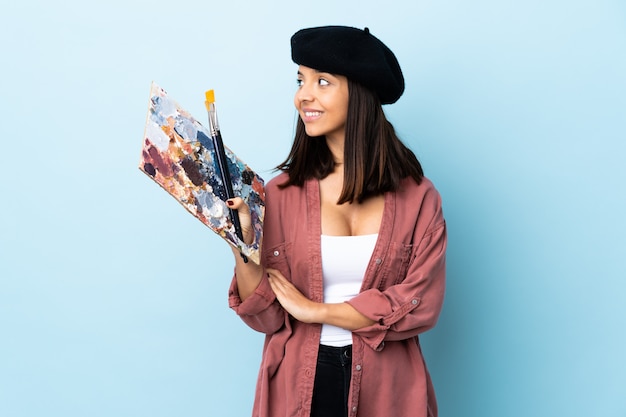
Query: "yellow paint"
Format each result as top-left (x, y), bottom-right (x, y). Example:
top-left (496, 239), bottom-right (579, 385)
top-left (204, 89), bottom-right (215, 111)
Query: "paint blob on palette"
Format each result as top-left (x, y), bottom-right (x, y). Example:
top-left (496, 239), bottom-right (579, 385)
top-left (139, 82), bottom-right (265, 264)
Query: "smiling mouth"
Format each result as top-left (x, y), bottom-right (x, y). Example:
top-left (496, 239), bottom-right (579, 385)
top-left (304, 111), bottom-right (322, 118)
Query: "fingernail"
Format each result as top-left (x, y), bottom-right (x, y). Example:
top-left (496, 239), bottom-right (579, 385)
top-left (227, 200), bottom-right (234, 206)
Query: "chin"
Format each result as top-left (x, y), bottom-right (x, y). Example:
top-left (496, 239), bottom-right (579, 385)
top-left (305, 128), bottom-right (325, 138)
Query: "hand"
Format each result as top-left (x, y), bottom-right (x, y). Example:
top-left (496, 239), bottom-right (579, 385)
top-left (226, 197), bottom-right (254, 244)
top-left (266, 268), bottom-right (321, 324)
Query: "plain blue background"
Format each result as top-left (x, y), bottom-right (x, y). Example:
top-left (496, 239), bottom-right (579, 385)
top-left (1, 1), bottom-right (625, 416)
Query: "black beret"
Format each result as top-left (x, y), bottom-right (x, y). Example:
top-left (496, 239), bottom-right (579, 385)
top-left (291, 25), bottom-right (404, 104)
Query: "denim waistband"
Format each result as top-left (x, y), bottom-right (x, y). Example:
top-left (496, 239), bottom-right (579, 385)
top-left (318, 344), bottom-right (352, 366)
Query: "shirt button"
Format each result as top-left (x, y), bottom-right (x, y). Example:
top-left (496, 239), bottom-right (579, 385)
top-left (273, 250), bottom-right (280, 256)
top-left (352, 406), bottom-right (358, 413)
top-left (412, 299), bottom-right (418, 305)
top-left (375, 258), bottom-right (382, 265)
top-left (355, 364), bottom-right (362, 371)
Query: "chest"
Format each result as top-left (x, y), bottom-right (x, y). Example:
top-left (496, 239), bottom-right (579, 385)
top-left (319, 175), bottom-right (385, 236)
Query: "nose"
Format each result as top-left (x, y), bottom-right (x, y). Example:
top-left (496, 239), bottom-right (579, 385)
top-left (295, 81), bottom-right (313, 104)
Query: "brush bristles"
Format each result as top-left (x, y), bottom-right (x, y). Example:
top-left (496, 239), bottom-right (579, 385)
top-left (205, 90), bottom-right (215, 104)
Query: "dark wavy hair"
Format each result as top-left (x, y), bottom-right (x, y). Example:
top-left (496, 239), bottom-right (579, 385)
top-left (276, 79), bottom-right (423, 204)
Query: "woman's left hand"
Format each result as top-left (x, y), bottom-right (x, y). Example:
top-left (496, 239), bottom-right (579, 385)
top-left (266, 268), bottom-right (321, 324)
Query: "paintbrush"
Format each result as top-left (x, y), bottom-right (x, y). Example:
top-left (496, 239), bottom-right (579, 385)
top-left (205, 90), bottom-right (248, 263)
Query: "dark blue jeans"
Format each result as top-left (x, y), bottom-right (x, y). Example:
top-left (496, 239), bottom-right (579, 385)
top-left (310, 344), bottom-right (352, 417)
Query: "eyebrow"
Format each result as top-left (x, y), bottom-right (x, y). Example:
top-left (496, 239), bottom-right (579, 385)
top-left (297, 69), bottom-right (333, 76)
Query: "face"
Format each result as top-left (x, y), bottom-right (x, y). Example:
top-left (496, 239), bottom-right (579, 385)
top-left (294, 65), bottom-right (349, 143)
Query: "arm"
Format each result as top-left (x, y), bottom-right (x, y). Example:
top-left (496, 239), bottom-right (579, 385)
top-left (266, 268), bottom-right (376, 330)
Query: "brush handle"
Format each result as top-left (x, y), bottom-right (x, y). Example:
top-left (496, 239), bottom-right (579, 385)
top-left (212, 130), bottom-right (248, 263)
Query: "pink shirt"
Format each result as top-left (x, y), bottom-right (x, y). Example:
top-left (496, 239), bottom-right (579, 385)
top-left (229, 173), bottom-right (447, 417)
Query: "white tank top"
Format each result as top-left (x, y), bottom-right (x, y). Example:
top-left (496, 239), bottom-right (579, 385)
top-left (320, 233), bottom-right (378, 346)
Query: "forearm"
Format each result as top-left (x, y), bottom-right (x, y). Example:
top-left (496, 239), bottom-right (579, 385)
top-left (231, 245), bottom-right (264, 301)
top-left (266, 268), bottom-right (376, 330)
top-left (317, 302), bottom-right (376, 331)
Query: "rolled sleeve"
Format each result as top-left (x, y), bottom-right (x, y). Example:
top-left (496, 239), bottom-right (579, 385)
top-left (347, 220), bottom-right (447, 351)
top-left (228, 272), bottom-right (285, 334)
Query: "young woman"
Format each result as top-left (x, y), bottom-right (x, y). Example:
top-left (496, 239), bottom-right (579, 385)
top-left (227, 25), bottom-right (446, 417)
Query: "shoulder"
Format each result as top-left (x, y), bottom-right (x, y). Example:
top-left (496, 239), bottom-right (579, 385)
top-left (395, 176), bottom-right (445, 230)
top-left (266, 172), bottom-right (294, 196)
top-left (264, 172), bottom-right (307, 204)
top-left (397, 176), bottom-right (441, 203)
top-left (265, 172), bottom-right (288, 193)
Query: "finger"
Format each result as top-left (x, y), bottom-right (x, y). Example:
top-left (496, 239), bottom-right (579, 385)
top-left (266, 272), bottom-right (291, 296)
top-left (266, 275), bottom-right (287, 300)
top-left (226, 197), bottom-right (251, 215)
top-left (267, 271), bottom-right (290, 289)
top-left (266, 268), bottom-right (281, 279)
top-left (268, 268), bottom-right (292, 279)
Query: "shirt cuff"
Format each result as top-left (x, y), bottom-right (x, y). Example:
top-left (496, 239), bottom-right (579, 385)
top-left (228, 272), bottom-right (276, 316)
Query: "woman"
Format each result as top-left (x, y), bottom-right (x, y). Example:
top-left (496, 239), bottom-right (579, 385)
top-left (227, 25), bottom-right (446, 417)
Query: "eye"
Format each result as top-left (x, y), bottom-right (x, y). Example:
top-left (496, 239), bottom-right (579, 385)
top-left (296, 79), bottom-right (303, 87)
top-left (318, 78), bottom-right (330, 86)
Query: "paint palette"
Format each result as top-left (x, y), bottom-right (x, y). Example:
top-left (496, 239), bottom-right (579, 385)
top-left (139, 82), bottom-right (265, 264)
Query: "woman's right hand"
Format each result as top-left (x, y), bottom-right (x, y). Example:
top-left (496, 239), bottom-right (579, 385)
top-left (226, 197), bottom-right (254, 245)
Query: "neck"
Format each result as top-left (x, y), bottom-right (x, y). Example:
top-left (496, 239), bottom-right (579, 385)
top-left (325, 134), bottom-right (344, 166)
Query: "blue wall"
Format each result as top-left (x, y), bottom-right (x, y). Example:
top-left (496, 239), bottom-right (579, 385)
top-left (1, 1), bottom-right (624, 416)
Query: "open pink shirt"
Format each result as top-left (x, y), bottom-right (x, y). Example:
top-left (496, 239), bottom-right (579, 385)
top-left (229, 173), bottom-right (447, 417)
